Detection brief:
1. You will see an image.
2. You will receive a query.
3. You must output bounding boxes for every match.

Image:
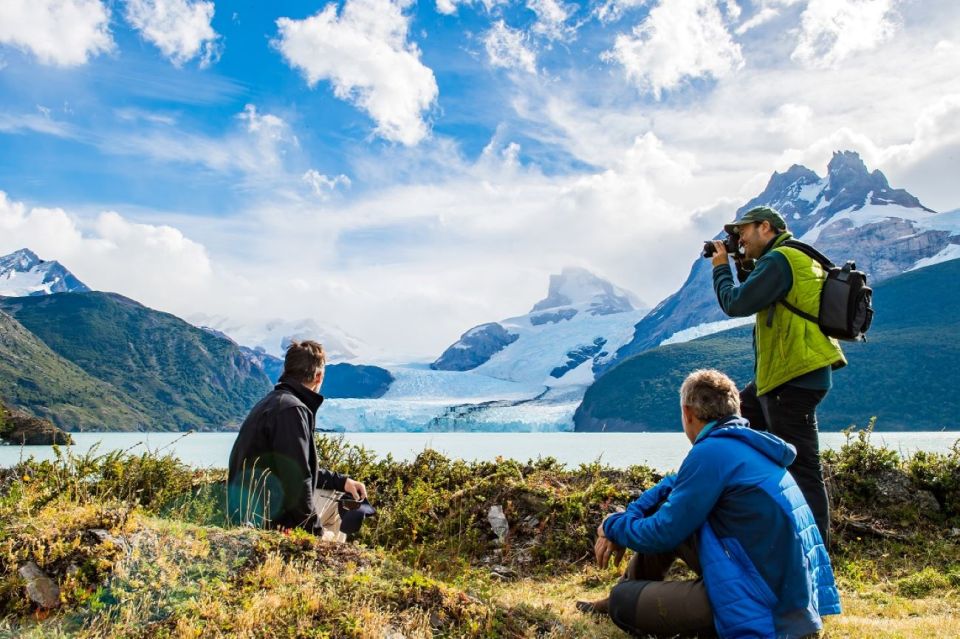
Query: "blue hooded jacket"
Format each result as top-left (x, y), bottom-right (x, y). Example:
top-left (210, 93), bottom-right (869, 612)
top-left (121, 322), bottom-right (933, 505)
top-left (603, 416), bottom-right (841, 638)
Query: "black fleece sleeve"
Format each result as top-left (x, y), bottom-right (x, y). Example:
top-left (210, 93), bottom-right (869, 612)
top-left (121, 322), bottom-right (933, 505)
top-left (270, 406), bottom-right (318, 528)
top-left (317, 467), bottom-right (347, 491)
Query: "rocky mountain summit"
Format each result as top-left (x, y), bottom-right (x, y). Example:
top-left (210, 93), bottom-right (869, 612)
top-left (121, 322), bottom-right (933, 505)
top-left (431, 267), bottom-right (648, 382)
top-left (601, 150), bottom-right (960, 372)
top-left (530, 267), bottom-right (641, 319)
top-left (0, 249), bottom-right (90, 297)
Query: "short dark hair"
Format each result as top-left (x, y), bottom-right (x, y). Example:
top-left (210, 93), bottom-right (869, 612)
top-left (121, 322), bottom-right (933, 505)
top-left (680, 369), bottom-right (740, 421)
top-left (283, 340), bottom-right (326, 384)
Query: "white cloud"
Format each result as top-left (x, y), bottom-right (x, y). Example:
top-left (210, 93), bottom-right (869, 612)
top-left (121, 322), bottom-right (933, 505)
top-left (734, 0), bottom-right (801, 34)
top-left (767, 103), bottom-right (814, 137)
top-left (275, 0), bottom-right (439, 146)
top-left (526, 0), bottom-right (574, 41)
top-left (604, 0), bottom-right (744, 98)
top-left (0, 111), bottom-right (74, 137)
top-left (104, 104), bottom-right (299, 180)
top-left (594, 0), bottom-right (645, 24)
top-left (722, 0), bottom-right (741, 21)
top-left (0, 191), bottom-right (214, 313)
top-left (484, 21), bottom-right (537, 73)
top-left (0, 0), bottom-right (113, 66)
top-left (303, 170), bottom-right (352, 198)
top-left (124, 0), bottom-right (222, 68)
top-left (435, 0), bottom-right (505, 15)
top-left (792, 0), bottom-right (900, 68)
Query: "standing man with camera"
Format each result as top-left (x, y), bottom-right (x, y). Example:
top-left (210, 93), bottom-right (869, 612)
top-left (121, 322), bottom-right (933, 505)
top-left (707, 206), bottom-right (845, 543)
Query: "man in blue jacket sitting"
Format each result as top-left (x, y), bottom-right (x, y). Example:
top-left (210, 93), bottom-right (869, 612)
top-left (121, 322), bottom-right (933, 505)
top-left (585, 369), bottom-right (840, 638)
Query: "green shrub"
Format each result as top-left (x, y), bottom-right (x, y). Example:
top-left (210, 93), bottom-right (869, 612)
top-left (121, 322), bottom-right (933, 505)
top-left (907, 443), bottom-right (960, 520)
top-left (896, 567), bottom-right (953, 598)
top-left (823, 420), bottom-right (900, 508)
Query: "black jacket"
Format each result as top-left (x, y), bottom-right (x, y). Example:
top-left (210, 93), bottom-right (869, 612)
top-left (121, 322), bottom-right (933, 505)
top-left (227, 376), bottom-right (346, 531)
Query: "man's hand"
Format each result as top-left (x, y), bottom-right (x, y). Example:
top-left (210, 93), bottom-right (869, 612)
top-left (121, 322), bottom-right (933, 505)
top-left (710, 240), bottom-right (729, 267)
top-left (343, 478), bottom-right (367, 501)
top-left (594, 515), bottom-right (625, 569)
top-left (734, 256), bottom-right (755, 283)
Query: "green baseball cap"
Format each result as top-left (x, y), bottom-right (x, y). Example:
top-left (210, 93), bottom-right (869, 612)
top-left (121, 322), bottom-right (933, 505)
top-left (723, 206), bottom-right (787, 234)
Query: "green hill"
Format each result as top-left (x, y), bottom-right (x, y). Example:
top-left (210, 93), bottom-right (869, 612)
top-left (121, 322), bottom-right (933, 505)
top-left (575, 258), bottom-right (960, 431)
top-left (0, 310), bottom-right (154, 431)
top-left (0, 293), bottom-right (272, 431)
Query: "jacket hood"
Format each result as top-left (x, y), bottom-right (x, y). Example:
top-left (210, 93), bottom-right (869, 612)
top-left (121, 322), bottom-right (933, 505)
top-left (701, 416), bottom-right (797, 467)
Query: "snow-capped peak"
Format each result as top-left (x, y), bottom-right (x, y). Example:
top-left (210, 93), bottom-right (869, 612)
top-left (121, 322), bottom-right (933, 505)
top-left (0, 248), bottom-right (42, 272)
top-left (187, 313), bottom-right (378, 363)
top-left (530, 267), bottom-right (643, 316)
top-left (0, 248), bottom-right (90, 297)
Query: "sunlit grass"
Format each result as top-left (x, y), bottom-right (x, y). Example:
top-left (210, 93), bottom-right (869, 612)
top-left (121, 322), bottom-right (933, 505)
top-left (1, 427), bottom-right (958, 637)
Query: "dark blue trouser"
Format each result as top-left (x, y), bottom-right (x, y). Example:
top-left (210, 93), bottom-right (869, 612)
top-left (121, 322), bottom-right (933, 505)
top-left (740, 381), bottom-right (831, 543)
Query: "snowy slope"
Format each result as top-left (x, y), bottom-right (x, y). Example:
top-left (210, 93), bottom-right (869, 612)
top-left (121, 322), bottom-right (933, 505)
top-left (188, 314), bottom-right (381, 363)
top-left (0, 249), bottom-right (90, 297)
top-left (431, 267), bottom-right (650, 386)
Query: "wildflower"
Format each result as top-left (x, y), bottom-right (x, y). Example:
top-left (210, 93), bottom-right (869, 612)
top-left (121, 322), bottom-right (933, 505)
top-left (22, 475), bottom-right (30, 482)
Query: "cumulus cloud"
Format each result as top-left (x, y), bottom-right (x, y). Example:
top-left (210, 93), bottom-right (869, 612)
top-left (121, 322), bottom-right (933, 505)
top-left (792, 0), bottom-right (900, 68)
top-left (0, 0), bottom-right (113, 66)
top-left (767, 103), bottom-right (814, 138)
top-left (484, 21), bottom-right (537, 73)
top-left (603, 0), bottom-right (744, 98)
top-left (0, 191), bottom-right (214, 313)
top-left (881, 94), bottom-right (960, 211)
top-left (124, 0), bottom-right (222, 68)
top-left (275, 0), bottom-right (439, 146)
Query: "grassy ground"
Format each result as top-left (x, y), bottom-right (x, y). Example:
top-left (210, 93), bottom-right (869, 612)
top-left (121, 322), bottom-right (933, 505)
top-left (1, 427), bottom-right (958, 637)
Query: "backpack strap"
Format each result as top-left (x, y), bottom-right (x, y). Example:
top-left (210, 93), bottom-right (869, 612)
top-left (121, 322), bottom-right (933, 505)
top-left (780, 239), bottom-right (835, 269)
top-left (775, 240), bottom-right (833, 326)
top-left (780, 298), bottom-right (818, 324)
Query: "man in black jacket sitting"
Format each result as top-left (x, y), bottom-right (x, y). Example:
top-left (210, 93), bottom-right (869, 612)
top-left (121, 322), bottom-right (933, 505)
top-left (228, 340), bottom-right (366, 536)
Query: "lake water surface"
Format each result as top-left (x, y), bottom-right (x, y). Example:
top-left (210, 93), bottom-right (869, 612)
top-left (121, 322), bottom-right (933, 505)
top-left (2, 431), bottom-right (957, 472)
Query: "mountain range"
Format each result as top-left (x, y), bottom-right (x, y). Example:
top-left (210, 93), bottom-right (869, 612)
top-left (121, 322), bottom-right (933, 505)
top-left (0, 251), bottom-right (393, 431)
top-left (1, 150), bottom-right (957, 432)
top-left (598, 151), bottom-right (960, 374)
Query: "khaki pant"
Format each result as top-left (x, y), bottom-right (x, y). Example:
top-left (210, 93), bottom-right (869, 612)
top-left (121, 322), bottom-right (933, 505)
top-left (607, 535), bottom-right (717, 638)
top-left (313, 489), bottom-right (347, 543)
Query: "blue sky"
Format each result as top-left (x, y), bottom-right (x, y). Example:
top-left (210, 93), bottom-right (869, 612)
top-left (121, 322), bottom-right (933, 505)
top-left (1, 0), bottom-right (959, 359)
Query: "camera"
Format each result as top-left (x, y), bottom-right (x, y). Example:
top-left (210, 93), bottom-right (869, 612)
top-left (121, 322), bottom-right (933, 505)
top-left (702, 232), bottom-right (740, 258)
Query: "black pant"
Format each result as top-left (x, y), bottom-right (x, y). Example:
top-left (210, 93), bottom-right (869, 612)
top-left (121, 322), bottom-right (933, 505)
top-left (740, 381), bottom-right (830, 543)
top-left (608, 535), bottom-right (717, 638)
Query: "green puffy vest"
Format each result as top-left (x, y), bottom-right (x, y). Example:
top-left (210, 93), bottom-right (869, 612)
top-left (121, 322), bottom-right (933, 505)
top-left (754, 234), bottom-right (846, 395)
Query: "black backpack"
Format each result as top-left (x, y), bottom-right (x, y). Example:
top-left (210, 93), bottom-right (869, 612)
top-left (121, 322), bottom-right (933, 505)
top-left (778, 240), bottom-right (874, 342)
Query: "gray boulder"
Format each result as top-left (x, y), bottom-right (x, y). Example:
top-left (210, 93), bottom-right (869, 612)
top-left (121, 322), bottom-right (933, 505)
top-left (19, 561), bottom-right (60, 609)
